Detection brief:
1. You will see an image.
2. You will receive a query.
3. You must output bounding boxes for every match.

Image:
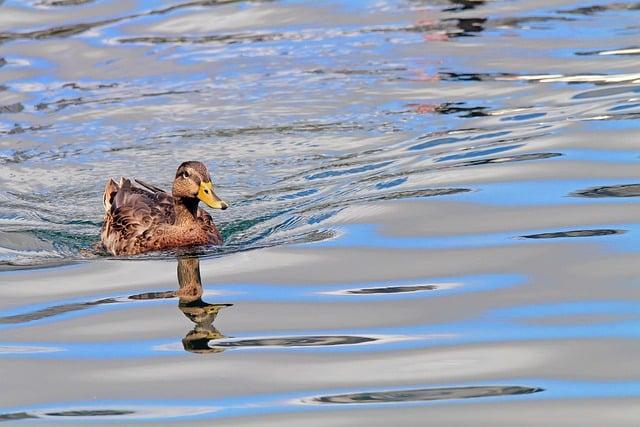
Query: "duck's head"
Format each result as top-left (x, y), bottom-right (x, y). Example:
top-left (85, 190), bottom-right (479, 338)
top-left (172, 161), bottom-right (228, 210)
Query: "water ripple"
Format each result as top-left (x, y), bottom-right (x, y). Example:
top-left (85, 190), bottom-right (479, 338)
top-left (302, 385), bottom-right (544, 404)
top-left (209, 335), bottom-right (379, 349)
top-left (573, 184), bottom-right (640, 198)
top-left (520, 229), bottom-right (625, 239)
top-left (325, 282), bottom-right (459, 295)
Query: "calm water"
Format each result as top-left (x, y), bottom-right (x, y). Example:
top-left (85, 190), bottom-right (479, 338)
top-left (1, 0), bottom-right (640, 424)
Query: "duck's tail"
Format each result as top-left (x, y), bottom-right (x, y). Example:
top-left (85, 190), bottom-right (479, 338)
top-left (103, 178), bottom-right (120, 213)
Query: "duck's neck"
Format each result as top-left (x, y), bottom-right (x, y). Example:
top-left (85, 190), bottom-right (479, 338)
top-left (173, 197), bottom-right (199, 226)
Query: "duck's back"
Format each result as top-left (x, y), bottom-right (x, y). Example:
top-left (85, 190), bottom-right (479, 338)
top-left (100, 178), bottom-right (173, 255)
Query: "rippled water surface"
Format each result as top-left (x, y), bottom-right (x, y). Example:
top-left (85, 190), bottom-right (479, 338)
top-left (1, 0), bottom-right (640, 425)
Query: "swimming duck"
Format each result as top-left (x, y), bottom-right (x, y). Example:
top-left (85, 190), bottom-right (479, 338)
top-left (100, 161), bottom-right (228, 256)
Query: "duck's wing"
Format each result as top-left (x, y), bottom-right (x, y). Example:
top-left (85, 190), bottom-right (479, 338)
top-left (134, 178), bottom-right (167, 194)
top-left (102, 178), bottom-right (175, 246)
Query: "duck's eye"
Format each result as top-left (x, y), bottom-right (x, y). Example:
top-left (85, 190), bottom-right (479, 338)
top-left (182, 171), bottom-right (189, 179)
top-left (204, 189), bottom-right (209, 194)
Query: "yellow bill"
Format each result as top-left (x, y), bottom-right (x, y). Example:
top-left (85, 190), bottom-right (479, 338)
top-left (197, 181), bottom-right (228, 210)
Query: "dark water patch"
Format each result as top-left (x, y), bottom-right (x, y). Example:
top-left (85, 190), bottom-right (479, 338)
top-left (558, 2), bottom-right (640, 15)
top-left (434, 102), bottom-right (490, 118)
top-left (0, 409), bottom-right (135, 422)
top-left (521, 229), bottom-right (625, 239)
top-left (441, 17), bottom-right (487, 36)
top-left (446, 152), bottom-right (562, 168)
top-left (501, 112), bottom-right (546, 121)
top-left (0, 297), bottom-right (120, 325)
top-left (0, 103), bottom-right (24, 114)
top-left (306, 161), bottom-right (393, 181)
top-left (609, 102), bottom-right (640, 111)
top-left (493, 15), bottom-right (575, 29)
top-left (339, 284), bottom-right (439, 295)
top-left (276, 188), bottom-right (319, 201)
top-left (128, 291), bottom-right (176, 301)
top-left (440, 71), bottom-right (513, 82)
top-left (0, 149), bottom-right (39, 164)
top-left (210, 335), bottom-right (377, 348)
top-left (119, 31), bottom-right (290, 46)
top-left (351, 20), bottom-right (484, 39)
top-left (443, 72), bottom-right (640, 85)
top-left (0, 24), bottom-right (97, 42)
top-left (596, 111), bottom-right (640, 121)
top-left (0, 405), bottom-right (222, 422)
top-left (576, 47), bottom-right (640, 56)
top-left (36, 97), bottom-right (84, 111)
top-left (0, 412), bottom-right (38, 422)
top-left (303, 385), bottom-right (544, 404)
top-left (442, 0), bottom-right (486, 12)
top-left (546, 74), bottom-right (640, 85)
top-left (573, 183), bottom-right (640, 198)
top-left (0, 288), bottom-right (188, 326)
top-left (37, 0), bottom-right (96, 6)
top-left (409, 136), bottom-right (467, 151)
top-left (578, 111), bottom-right (640, 122)
top-left (46, 409), bottom-right (135, 417)
top-left (404, 127), bottom-right (498, 151)
top-left (35, 89), bottom-right (199, 112)
top-left (61, 82), bottom-right (119, 91)
top-left (471, 130), bottom-right (512, 140)
top-left (376, 178), bottom-right (407, 190)
top-left (1, 124), bottom-right (52, 136)
top-left (572, 85), bottom-right (640, 99)
top-left (0, 258), bottom-right (77, 272)
top-left (437, 144), bottom-right (523, 162)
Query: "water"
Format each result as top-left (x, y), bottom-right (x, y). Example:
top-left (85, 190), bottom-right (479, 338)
top-left (1, 0), bottom-right (640, 424)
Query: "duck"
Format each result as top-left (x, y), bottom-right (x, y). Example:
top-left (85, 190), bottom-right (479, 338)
top-left (100, 161), bottom-right (228, 256)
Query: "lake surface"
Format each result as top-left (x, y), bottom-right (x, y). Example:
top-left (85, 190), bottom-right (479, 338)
top-left (1, 0), bottom-right (640, 424)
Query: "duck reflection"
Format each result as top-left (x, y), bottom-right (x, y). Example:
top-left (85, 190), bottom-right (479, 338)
top-left (0, 255), bottom-right (231, 354)
top-left (175, 256), bottom-right (232, 354)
